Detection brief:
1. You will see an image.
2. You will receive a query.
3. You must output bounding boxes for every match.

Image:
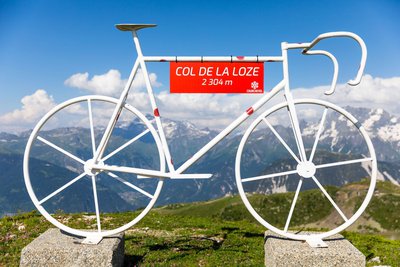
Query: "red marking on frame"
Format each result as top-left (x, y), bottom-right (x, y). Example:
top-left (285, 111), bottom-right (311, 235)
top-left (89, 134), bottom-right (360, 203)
top-left (170, 62), bottom-right (264, 94)
top-left (115, 110), bottom-right (121, 122)
top-left (237, 56), bottom-right (245, 60)
top-left (154, 108), bottom-right (160, 117)
top-left (246, 107), bottom-right (254, 115)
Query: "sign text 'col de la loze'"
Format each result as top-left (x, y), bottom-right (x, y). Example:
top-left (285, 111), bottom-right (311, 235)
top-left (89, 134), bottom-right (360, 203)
top-left (170, 62), bottom-right (264, 93)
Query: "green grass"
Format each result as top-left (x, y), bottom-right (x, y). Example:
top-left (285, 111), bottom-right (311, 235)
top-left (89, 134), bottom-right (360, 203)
top-left (124, 213), bottom-right (266, 266)
top-left (247, 186), bottom-right (338, 227)
top-left (159, 186), bottom-right (339, 228)
top-left (0, 211), bottom-right (266, 266)
top-left (343, 231), bottom-right (400, 267)
top-left (2, 181), bottom-right (400, 266)
top-left (0, 211), bottom-right (51, 265)
top-left (2, 209), bottom-right (400, 266)
top-left (367, 194), bottom-right (400, 231)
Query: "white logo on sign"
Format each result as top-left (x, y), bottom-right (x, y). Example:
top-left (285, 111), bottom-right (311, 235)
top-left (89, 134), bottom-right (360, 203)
top-left (251, 81), bottom-right (259, 89)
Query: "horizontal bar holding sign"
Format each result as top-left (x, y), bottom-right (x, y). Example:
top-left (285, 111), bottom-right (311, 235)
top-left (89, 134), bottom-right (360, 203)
top-left (170, 62), bottom-right (264, 94)
top-left (144, 55), bottom-right (283, 62)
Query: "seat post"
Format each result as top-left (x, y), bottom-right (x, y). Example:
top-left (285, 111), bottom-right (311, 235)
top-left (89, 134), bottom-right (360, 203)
top-left (131, 30), bottom-right (144, 58)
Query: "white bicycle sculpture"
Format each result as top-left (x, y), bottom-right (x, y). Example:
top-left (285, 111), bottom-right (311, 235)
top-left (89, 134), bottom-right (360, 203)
top-left (24, 24), bottom-right (376, 246)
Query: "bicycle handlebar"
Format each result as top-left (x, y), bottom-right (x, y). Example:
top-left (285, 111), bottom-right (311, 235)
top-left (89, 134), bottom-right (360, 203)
top-left (303, 49), bottom-right (338, 95)
top-left (302, 31), bottom-right (367, 86)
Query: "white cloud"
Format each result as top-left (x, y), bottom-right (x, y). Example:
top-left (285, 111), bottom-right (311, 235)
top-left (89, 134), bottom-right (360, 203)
top-left (62, 68), bottom-right (270, 129)
top-left (64, 69), bottom-right (161, 97)
top-left (2, 73), bottom-right (399, 133)
top-left (0, 89), bottom-right (56, 132)
top-left (292, 74), bottom-right (400, 115)
top-left (148, 74), bottom-right (400, 130)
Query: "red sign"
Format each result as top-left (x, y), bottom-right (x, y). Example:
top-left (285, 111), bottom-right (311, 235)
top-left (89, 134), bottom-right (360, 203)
top-left (170, 62), bottom-right (264, 93)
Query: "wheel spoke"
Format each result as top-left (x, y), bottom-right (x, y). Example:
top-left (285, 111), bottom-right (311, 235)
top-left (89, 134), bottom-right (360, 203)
top-left (39, 172), bottom-right (87, 204)
top-left (284, 178), bottom-right (303, 232)
top-left (101, 129), bottom-right (150, 162)
top-left (37, 136), bottom-right (85, 164)
top-left (315, 157), bottom-right (373, 170)
top-left (262, 118), bottom-right (301, 164)
top-left (87, 99), bottom-right (96, 157)
top-left (90, 175), bottom-right (102, 232)
top-left (309, 108), bottom-right (328, 162)
top-left (311, 175), bottom-right (348, 222)
top-left (242, 169), bottom-right (298, 183)
top-left (105, 171), bottom-right (154, 199)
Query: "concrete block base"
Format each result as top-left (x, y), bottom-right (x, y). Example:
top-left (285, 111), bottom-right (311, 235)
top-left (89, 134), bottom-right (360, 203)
top-left (20, 228), bottom-right (124, 267)
top-left (264, 231), bottom-right (365, 267)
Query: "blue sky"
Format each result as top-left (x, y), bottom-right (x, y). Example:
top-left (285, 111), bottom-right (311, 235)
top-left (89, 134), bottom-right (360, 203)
top-left (1, 0), bottom-right (400, 132)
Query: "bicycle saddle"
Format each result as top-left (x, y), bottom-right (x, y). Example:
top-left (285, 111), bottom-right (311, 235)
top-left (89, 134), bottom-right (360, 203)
top-left (115, 24), bottom-right (157, 31)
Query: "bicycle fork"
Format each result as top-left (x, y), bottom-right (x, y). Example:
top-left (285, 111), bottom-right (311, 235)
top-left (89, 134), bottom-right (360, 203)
top-left (280, 42), bottom-right (324, 244)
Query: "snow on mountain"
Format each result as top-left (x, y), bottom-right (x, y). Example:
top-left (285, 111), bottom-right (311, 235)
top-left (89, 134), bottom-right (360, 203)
top-left (163, 119), bottom-right (213, 139)
top-left (377, 123), bottom-right (400, 143)
top-left (355, 107), bottom-right (400, 161)
top-left (363, 108), bottom-right (384, 131)
top-left (359, 107), bottom-right (400, 141)
top-left (302, 106), bottom-right (400, 162)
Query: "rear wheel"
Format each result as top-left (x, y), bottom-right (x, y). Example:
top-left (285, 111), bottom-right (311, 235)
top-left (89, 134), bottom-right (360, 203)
top-left (24, 95), bottom-right (165, 238)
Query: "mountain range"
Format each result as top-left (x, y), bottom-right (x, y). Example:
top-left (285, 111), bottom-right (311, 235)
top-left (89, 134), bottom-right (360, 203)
top-left (0, 105), bottom-right (399, 216)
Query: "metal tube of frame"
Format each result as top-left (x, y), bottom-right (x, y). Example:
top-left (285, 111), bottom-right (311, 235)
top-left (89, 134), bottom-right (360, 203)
top-left (143, 56), bottom-right (284, 62)
top-left (281, 42), bottom-right (307, 162)
top-left (132, 31), bottom-right (176, 172)
top-left (175, 79), bottom-right (285, 174)
top-left (93, 58), bottom-right (140, 161)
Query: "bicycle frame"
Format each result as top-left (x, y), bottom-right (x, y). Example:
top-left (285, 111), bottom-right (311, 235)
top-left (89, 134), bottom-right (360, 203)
top-left (91, 28), bottom-right (367, 180)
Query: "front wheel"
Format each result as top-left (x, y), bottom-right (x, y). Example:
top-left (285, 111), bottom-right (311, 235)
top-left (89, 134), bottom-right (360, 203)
top-left (235, 99), bottom-right (377, 241)
top-left (24, 95), bottom-right (165, 238)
